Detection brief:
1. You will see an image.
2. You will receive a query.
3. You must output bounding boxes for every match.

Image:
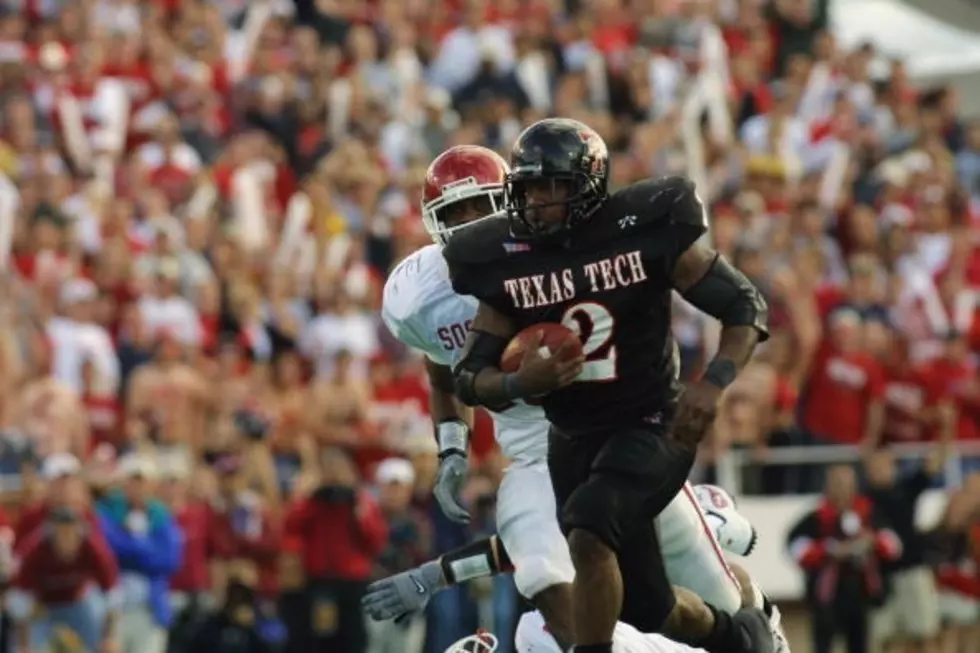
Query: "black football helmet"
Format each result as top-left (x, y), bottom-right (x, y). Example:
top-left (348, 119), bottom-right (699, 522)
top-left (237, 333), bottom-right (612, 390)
top-left (505, 118), bottom-right (610, 241)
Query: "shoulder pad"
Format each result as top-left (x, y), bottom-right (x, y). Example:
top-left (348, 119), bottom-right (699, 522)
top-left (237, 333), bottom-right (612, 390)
top-left (441, 215), bottom-right (513, 267)
top-left (442, 215), bottom-right (518, 297)
top-left (609, 177), bottom-right (707, 251)
top-left (382, 245), bottom-right (449, 330)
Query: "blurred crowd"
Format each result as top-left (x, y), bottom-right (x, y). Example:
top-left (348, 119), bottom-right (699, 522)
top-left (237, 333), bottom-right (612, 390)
top-left (2, 0), bottom-right (980, 652)
top-left (788, 450), bottom-right (980, 653)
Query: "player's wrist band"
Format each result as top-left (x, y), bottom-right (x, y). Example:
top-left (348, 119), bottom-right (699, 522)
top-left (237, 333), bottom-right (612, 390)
top-left (703, 358), bottom-right (737, 389)
top-left (437, 420), bottom-right (469, 458)
top-left (502, 373), bottom-right (523, 400)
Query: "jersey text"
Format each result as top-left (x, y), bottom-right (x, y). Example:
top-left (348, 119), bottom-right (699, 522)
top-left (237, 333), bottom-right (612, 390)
top-left (501, 250), bottom-right (648, 310)
top-left (437, 321), bottom-right (472, 350)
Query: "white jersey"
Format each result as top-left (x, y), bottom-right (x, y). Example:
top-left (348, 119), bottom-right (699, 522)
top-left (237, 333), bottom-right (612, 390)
top-left (515, 611), bottom-right (705, 653)
top-left (382, 245), bottom-right (548, 462)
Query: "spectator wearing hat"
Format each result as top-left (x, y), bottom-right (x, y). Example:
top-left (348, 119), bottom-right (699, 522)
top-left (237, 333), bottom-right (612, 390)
top-left (366, 458), bottom-right (432, 653)
top-left (9, 506), bottom-right (121, 653)
top-left (15, 453), bottom-right (102, 550)
top-left (96, 454), bottom-right (184, 653)
top-left (284, 447), bottom-right (387, 653)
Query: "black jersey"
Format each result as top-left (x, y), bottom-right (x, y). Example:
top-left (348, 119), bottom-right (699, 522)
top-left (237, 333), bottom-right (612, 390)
top-left (443, 176), bottom-right (708, 434)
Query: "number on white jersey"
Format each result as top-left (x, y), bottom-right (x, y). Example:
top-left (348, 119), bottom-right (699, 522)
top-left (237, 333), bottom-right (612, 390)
top-left (561, 301), bottom-right (617, 382)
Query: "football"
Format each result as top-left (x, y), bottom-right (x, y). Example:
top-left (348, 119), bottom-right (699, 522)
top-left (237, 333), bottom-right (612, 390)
top-left (500, 323), bottom-right (583, 373)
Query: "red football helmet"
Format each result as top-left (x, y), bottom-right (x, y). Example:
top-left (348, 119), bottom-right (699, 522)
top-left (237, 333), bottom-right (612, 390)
top-left (421, 145), bottom-right (509, 246)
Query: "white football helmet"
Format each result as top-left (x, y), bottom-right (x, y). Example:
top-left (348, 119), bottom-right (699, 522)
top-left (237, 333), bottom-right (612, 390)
top-left (445, 630), bottom-right (499, 653)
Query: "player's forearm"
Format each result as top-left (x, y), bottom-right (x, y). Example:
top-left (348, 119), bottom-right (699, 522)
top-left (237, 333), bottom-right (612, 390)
top-left (469, 368), bottom-right (522, 408)
top-left (711, 325), bottom-right (762, 373)
top-left (426, 360), bottom-right (474, 426)
top-left (454, 330), bottom-right (521, 411)
top-left (677, 249), bottom-right (769, 387)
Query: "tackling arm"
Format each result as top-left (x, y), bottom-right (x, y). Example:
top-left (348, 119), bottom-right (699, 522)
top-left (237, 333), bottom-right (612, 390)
top-left (452, 302), bottom-right (521, 411)
top-left (427, 358), bottom-right (474, 454)
top-left (672, 241), bottom-right (769, 387)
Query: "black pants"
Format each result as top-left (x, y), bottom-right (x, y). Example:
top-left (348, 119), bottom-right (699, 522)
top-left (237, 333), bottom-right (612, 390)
top-left (548, 423), bottom-right (696, 632)
top-left (301, 578), bottom-right (368, 653)
top-left (811, 602), bottom-right (869, 653)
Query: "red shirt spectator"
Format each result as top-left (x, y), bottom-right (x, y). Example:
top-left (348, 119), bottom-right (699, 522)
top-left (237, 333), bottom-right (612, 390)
top-left (15, 453), bottom-right (102, 551)
top-left (921, 336), bottom-right (980, 441)
top-left (169, 501), bottom-right (212, 593)
top-left (11, 510), bottom-right (118, 607)
top-left (284, 455), bottom-right (387, 581)
top-left (880, 365), bottom-right (941, 444)
top-left (802, 315), bottom-right (886, 445)
top-left (208, 500), bottom-right (281, 596)
top-left (207, 456), bottom-right (282, 596)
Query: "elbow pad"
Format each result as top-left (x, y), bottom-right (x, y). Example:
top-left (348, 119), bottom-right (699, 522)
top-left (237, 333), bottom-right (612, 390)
top-left (682, 254), bottom-right (770, 341)
top-left (453, 330), bottom-right (510, 409)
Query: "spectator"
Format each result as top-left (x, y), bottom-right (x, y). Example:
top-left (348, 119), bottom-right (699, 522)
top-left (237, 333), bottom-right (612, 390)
top-left (96, 454), bottom-right (183, 653)
top-left (187, 563), bottom-right (272, 653)
top-left (800, 308), bottom-right (886, 451)
top-left (284, 447), bottom-right (387, 653)
top-left (367, 458), bottom-right (431, 653)
top-left (15, 453), bottom-right (100, 549)
top-left (8, 506), bottom-right (121, 653)
top-left (159, 458), bottom-right (212, 653)
top-left (788, 464), bottom-right (902, 653)
top-left (866, 447), bottom-right (949, 653)
top-left (927, 477), bottom-right (980, 653)
top-left (5, 0), bottom-right (980, 648)
top-left (207, 454), bottom-right (282, 602)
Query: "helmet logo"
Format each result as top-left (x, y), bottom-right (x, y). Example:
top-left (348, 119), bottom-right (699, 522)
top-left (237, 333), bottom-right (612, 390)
top-left (578, 130), bottom-right (607, 176)
top-left (442, 177), bottom-right (478, 194)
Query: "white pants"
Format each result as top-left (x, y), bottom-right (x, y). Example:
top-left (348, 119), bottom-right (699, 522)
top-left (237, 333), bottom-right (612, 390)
top-left (118, 607), bottom-right (167, 653)
top-left (871, 566), bottom-right (940, 641)
top-left (496, 458), bottom-right (576, 599)
top-left (657, 483), bottom-right (743, 614)
top-left (499, 462), bottom-right (740, 615)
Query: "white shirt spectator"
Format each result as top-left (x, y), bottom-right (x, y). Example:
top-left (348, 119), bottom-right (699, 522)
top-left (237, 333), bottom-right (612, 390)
top-left (136, 142), bottom-right (202, 176)
top-left (427, 26), bottom-right (515, 93)
top-left (300, 311), bottom-right (380, 380)
top-left (46, 280), bottom-right (120, 395)
top-left (138, 294), bottom-right (201, 346)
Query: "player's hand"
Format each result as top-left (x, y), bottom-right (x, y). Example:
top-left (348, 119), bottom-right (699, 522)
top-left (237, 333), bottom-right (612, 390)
top-left (362, 561), bottom-right (444, 622)
top-left (514, 330), bottom-right (585, 396)
top-left (434, 452), bottom-right (471, 524)
top-left (669, 380), bottom-right (722, 447)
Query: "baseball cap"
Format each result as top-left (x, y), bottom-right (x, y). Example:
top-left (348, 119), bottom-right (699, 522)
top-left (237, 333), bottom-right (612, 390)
top-left (376, 458), bottom-right (415, 486)
top-left (42, 453), bottom-right (81, 480)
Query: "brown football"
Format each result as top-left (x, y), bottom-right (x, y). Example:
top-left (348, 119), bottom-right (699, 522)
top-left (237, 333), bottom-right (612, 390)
top-left (499, 323), bottom-right (583, 373)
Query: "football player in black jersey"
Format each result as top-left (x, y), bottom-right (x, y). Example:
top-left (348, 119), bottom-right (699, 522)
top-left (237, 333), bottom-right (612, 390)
top-left (443, 119), bottom-right (772, 653)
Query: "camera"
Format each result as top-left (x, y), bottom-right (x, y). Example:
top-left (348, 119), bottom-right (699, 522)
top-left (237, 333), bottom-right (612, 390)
top-left (234, 409), bottom-right (269, 441)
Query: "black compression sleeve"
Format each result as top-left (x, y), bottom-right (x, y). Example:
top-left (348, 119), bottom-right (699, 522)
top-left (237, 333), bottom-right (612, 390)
top-left (453, 330), bottom-right (511, 408)
top-left (681, 254), bottom-right (769, 341)
top-left (439, 536), bottom-right (514, 585)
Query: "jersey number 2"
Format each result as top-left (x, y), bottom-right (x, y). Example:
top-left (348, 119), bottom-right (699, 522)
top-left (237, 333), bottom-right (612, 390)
top-left (561, 302), bottom-right (617, 382)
